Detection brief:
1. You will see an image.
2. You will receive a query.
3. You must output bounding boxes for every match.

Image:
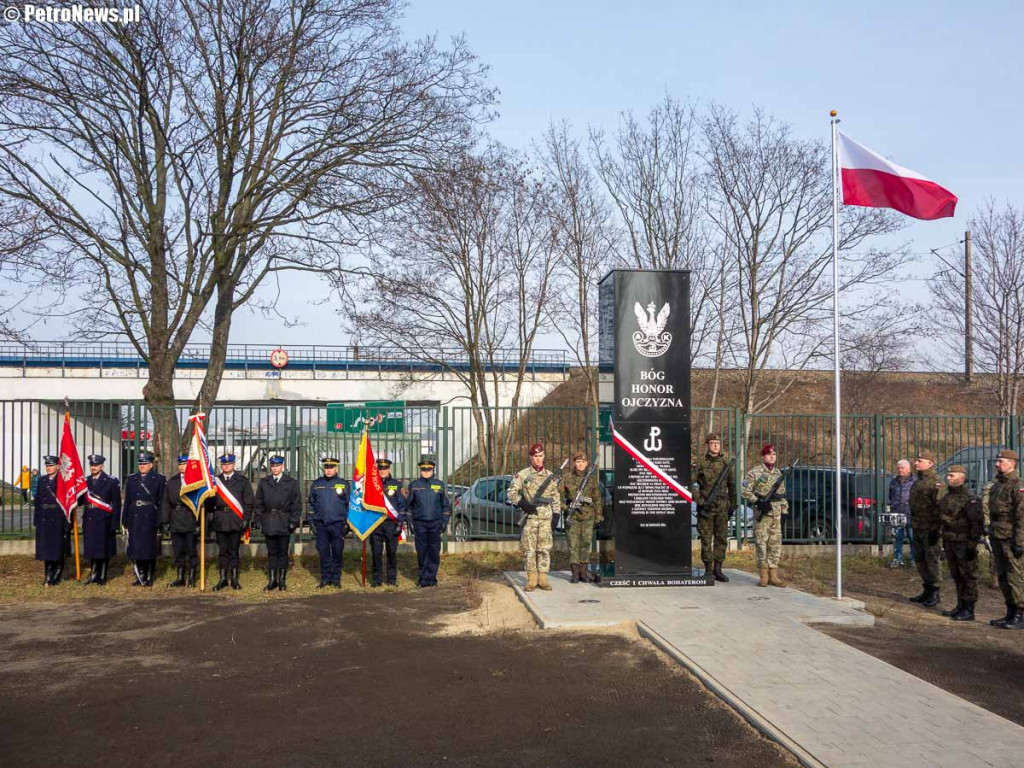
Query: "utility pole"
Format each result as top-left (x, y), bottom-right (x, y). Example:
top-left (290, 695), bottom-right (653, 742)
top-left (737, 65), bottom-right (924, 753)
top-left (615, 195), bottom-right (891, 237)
top-left (964, 230), bottom-right (973, 385)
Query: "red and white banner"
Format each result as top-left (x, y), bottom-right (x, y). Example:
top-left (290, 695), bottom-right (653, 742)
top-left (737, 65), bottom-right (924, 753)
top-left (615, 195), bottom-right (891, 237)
top-left (215, 478), bottom-right (246, 521)
top-left (86, 492), bottom-right (113, 513)
top-left (838, 131), bottom-right (957, 221)
top-left (56, 411), bottom-right (88, 521)
top-left (611, 423), bottom-right (692, 502)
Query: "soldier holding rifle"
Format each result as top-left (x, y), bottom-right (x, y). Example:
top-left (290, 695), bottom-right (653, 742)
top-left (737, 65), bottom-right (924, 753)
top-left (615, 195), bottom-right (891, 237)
top-left (561, 452), bottom-right (602, 584)
top-left (508, 443), bottom-right (563, 593)
top-left (693, 433), bottom-right (736, 583)
top-left (742, 444), bottom-right (789, 588)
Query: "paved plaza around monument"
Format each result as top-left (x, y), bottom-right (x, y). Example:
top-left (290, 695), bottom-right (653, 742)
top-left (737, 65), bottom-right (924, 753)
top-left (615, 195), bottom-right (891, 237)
top-left (506, 569), bottom-right (1024, 768)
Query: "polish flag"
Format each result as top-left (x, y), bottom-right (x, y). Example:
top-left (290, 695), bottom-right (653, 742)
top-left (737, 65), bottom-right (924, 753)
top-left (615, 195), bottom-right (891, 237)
top-left (838, 132), bottom-right (957, 221)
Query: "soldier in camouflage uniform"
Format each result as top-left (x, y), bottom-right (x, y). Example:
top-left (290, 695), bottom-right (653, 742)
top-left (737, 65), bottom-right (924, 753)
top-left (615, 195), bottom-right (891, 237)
top-left (508, 443), bottom-right (562, 593)
top-left (980, 479), bottom-right (1000, 589)
top-left (694, 433), bottom-right (736, 583)
top-left (742, 444), bottom-right (788, 588)
top-left (561, 452), bottom-right (602, 584)
top-left (938, 465), bottom-right (984, 621)
top-left (908, 449), bottom-right (946, 607)
top-left (986, 449), bottom-right (1024, 629)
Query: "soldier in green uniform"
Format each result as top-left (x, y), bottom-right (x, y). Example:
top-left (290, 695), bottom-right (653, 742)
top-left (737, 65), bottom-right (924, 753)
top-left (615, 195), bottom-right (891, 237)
top-left (986, 449), bottom-right (1024, 629)
top-left (980, 479), bottom-right (1001, 590)
top-left (908, 449), bottom-right (946, 607)
top-left (561, 452), bottom-right (602, 584)
top-left (694, 433), bottom-right (736, 583)
top-left (508, 443), bottom-right (561, 593)
top-left (742, 444), bottom-right (788, 588)
top-left (938, 465), bottom-right (984, 621)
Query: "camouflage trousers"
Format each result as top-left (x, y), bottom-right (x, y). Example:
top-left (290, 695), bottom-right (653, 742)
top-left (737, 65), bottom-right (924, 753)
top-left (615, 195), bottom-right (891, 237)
top-left (992, 539), bottom-right (1024, 608)
top-left (944, 541), bottom-right (979, 603)
top-left (521, 516), bottom-right (553, 574)
top-left (754, 513), bottom-right (782, 568)
top-left (566, 518), bottom-right (594, 564)
top-left (697, 508), bottom-right (728, 564)
top-left (912, 530), bottom-right (941, 587)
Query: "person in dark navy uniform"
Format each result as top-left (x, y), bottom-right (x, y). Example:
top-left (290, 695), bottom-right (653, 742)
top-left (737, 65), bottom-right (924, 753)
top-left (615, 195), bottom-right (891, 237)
top-left (370, 458), bottom-right (405, 587)
top-left (253, 454), bottom-right (302, 591)
top-left (208, 453), bottom-right (254, 592)
top-left (406, 456), bottom-right (451, 588)
top-left (122, 451), bottom-right (166, 587)
top-left (308, 456), bottom-right (349, 589)
top-left (81, 454), bottom-right (121, 586)
top-left (161, 455), bottom-right (200, 588)
top-left (35, 455), bottom-right (67, 586)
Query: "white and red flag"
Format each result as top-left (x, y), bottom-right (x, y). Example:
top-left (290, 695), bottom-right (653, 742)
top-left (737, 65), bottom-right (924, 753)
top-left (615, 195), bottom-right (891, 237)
top-left (56, 411), bottom-right (88, 521)
top-left (838, 131), bottom-right (957, 220)
top-left (181, 413), bottom-right (217, 518)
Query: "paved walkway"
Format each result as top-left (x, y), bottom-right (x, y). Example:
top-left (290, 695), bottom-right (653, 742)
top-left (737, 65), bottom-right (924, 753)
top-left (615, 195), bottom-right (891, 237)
top-left (505, 569), bottom-right (1024, 768)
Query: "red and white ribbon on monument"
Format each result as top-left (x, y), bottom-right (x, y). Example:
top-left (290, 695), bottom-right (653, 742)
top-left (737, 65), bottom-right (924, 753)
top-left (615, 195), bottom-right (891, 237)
top-left (611, 422), bottom-right (693, 502)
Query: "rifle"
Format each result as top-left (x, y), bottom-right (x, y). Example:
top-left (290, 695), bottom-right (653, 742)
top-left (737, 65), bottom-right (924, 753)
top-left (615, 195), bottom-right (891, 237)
top-left (698, 459), bottom-right (735, 518)
top-left (753, 460), bottom-right (800, 522)
top-left (566, 460), bottom-right (599, 520)
top-left (517, 458), bottom-right (569, 526)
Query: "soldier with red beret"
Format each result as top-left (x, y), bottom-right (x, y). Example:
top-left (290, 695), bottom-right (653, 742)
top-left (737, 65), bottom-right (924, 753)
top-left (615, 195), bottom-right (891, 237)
top-left (508, 443), bottom-right (562, 592)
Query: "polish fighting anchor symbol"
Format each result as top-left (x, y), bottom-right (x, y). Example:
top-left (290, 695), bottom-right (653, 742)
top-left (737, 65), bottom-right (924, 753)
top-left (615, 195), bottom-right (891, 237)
top-left (643, 426), bottom-right (663, 452)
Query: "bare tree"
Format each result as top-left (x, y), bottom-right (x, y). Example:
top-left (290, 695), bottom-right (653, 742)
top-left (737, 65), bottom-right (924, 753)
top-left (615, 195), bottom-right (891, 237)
top-left (931, 201), bottom-right (1024, 419)
top-left (0, 0), bottom-right (493, 468)
top-left (0, 198), bottom-right (50, 341)
top-left (701, 105), bottom-right (904, 417)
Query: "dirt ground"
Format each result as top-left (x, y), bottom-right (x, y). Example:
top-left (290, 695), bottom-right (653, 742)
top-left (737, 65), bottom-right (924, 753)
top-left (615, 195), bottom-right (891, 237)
top-left (731, 548), bottom-right (1024, 726)
top-left (0, 555), bottom-right (797, 768)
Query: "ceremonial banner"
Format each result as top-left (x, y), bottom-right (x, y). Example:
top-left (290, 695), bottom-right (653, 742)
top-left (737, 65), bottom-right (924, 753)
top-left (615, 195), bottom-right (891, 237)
top-left (56, 411), bottom-right (87, 521)
top-left (347, 429), bottom-right (388, 541)
top-left (181, 413), bottom-right (216, 518)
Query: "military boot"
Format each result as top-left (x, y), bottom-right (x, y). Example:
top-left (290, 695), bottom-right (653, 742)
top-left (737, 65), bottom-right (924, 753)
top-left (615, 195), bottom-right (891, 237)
top-left (713, 561), bottom-right (730, 583)
top-left (168, 565), bottom-right (186, 588)
top-left (758, 567), bottom-right (769, 587)
top-left (570, 564), bottom-right (580, 584)
top-left (186, 566), bottom-right (197, 588)
top-left (230, 567), bottom-right (241, 590)
top-left (97, 559), bottom-right (109, 586)
top-left (263, 568), bottom-right (279, 592)
top-left (990, 599), bottom-right (1015, 627)
top-left (524, 570), bottom-right (538, 592)
top-left (951, 601), bottom-right (975, 621)
top-left (143, 560), bottom-right (155, 587)
top-left (52, 561), bottom-right (64, 586)
top-left (768, 568), bottom-right (786, 588)
top-left (702, 561), bottom-right (713, 578)
top-left (1004, 609), bottom-right (1024, 630)
top-left (278, 567), bottom-right (288, 591)
top-left (942, 600), bottom-right (964, 617)
top-left (909, 584), bottom-right (930, 603)
top-left (923, 587), bottom-right (941, 608)
top-left (212, 568), bottom-right (229, 592)
top-left (42, 562), bottom-right (54, 587)
top-left (130, 562), bottom-right (144, 586)
top-left (85, 561), bottom-right (98, 585)
top-left (538, 572), bottom-right (552, 591)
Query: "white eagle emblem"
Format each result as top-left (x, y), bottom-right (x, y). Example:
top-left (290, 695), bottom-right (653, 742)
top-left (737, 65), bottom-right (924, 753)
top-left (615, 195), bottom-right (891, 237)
top-left (59, 452), bottom-right (74, 482)
top-left (632, 301), bottom-right (672, 357)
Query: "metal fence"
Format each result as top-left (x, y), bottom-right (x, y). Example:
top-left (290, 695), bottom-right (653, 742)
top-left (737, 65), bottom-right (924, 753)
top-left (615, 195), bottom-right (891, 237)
top-left (3, 399), bottom-right (1022, 545)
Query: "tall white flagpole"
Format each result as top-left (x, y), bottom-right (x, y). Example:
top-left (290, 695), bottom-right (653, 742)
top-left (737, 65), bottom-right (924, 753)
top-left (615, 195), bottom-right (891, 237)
top-left (831, 110), bottom-right (843, 601)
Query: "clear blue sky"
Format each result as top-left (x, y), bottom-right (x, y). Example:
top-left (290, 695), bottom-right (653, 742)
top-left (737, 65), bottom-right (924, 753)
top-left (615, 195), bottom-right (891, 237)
top-left (241, 0), bottom-right (1022, 348)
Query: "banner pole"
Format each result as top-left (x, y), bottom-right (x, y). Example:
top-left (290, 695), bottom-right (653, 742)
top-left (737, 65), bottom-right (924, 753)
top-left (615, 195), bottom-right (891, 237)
top-left (73, 509), bottom-right (81, 581)
top-left (831, 110), bottom-right (843, 601)
top-left (362, 540), bottom-right (367, 587)
top-left (200, 506), bottom-right (206, 591)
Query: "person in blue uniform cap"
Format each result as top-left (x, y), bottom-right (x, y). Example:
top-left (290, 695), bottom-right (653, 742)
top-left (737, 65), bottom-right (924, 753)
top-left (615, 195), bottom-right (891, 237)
top-left (406, 456), bottom-right (451, 588)
top-left (370, 457), bottom-right (406, 587)
top-left (122, 451), bottom-right (166, 587)
top-left (253, 453), bottom-right (302, 591)
top-left (35, 454), bottom-right (67, 586)
top-left (308, 456), bottom-right (349, 588)
top-left (207, 452), bottom-right (254, 591)
top-left (160, 454), bottom-right (200, 587)
top-left (81, 454), bottom-right (120, 586)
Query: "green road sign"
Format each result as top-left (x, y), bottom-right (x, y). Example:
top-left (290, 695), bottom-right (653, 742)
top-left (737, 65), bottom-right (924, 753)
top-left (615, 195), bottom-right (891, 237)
top-left (326, 401), bottom-right (405, 433)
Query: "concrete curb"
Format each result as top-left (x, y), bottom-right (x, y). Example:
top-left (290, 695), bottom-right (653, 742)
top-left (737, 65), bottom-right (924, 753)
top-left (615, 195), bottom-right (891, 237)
top-left (635, 620), bottom-right (828, 768)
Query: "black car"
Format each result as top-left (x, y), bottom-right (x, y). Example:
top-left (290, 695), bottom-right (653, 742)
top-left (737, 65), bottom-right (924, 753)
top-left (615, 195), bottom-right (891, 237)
top-left (782, 465), bottom-right (889, 543)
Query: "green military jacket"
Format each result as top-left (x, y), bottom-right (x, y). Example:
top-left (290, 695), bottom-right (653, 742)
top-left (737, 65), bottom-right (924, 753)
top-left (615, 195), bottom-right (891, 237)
top-left (908, 468), bottom-right (945, 532)
top-left (986, 470), bottom-right (1024, 545)
top-left (938, 484), bottom-right (983, 543)
top-left (561, 469), bottom-right (602, 523)
top-left (694, 452), bottom-right (736, 514)
top-left (741, 463), bottom-right (788, 517)
top-left (507, 465), bottom-right (562, 521)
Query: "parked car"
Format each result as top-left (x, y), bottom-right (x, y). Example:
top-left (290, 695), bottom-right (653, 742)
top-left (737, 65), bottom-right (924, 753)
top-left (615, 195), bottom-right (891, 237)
top-left (450, 475), bottom-right (516, 540)
top-left (936, 445), bottom-right (1005, 495)
top-left (782, 466), bottom-right (890, 543)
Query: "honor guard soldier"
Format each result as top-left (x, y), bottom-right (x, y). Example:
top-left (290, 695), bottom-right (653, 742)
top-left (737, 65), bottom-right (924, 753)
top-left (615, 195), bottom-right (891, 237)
top-left (208, 453), bottom-right (254, 592)
top-left (35, 455), bottom-right (67, 586)
top-left (81, 454), bottom-right (121, 586)
top-left (561, 452), bottom-right (602, 584)
top-left (161, 455), bottom-right (200, 588)
top-left (987, 449), bottom-right (1024, 629)
top-left (694, 434), bottom-right (737, 582)
top-left (742, 445), bottom-right (789, 588)
top-left (908, 449), bottom-right (946, 607)
top-left (308, 456), bottom-right (349, 589)
top-left (370, 458), bottom-right (405, 587)
top-left (123, 451), bottom-right (166, 587)
top-left (508, 443), bottom-right (561, 593)
top-left (938, 465), bottom-right (984, 621)
top-left (407, 456), bottom-right (450, 588)
top-left (253, 454), bottom-right (302, 591)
